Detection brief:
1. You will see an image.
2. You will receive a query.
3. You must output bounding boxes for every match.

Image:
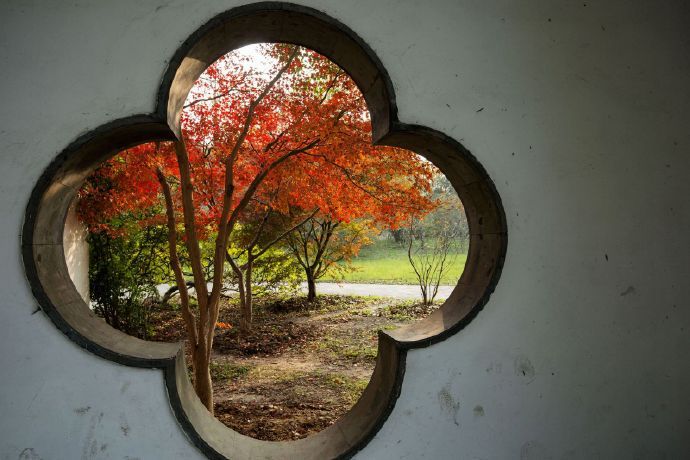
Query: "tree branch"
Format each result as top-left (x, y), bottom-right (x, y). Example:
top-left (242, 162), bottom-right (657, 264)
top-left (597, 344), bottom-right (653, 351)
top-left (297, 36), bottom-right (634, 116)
top-left (208, 46), bottom-right (300, 313)
top-left (156, 166), bottom-right (199, 348)
top-left (249, 207), bottom-right (319, 262)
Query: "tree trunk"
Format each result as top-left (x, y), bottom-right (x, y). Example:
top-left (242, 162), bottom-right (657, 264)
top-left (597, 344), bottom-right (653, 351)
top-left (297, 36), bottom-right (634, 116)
top-left (306, 269), bottom-right (317, 302)
top-left (391, 228), bottom-right (405, 245)
top-left (192, 347), bottom-right (213, 414)
top-left (240, 296), bottom-right (252, 332)
top-left (239, 261), bottom-right (253, 332)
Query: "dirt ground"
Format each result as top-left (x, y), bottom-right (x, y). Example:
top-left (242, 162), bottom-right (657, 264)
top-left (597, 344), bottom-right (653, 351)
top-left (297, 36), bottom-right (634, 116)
top-left (149, 294), bottom-right (437, 441)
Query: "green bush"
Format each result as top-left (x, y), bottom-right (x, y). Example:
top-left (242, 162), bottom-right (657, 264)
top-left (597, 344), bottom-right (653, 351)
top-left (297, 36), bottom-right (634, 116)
top-left (88, 225), bottom-right (169, 339)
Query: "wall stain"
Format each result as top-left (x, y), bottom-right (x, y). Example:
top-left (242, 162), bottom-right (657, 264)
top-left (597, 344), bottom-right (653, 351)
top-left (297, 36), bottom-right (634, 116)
top-left (74, 406), bottom-right (91, 415)
top-left (120, 413), bottom-right (131, 437)
top-left (520, 440), bottom-right (550, 459)
top-left (81, 412), bottom-right (103, 460)
top-left (437, 385), bottom-right (460, 426)
top-left (18, 448), bottom-right (43, 460)
top-left (620, 286), bottom-right (636, 296)
top-left (514, 355), bottom-right (536, 383)
top-left (485, 361), bottom-right (503, 374)
top-left (473, 405), bottom-right (485, 417)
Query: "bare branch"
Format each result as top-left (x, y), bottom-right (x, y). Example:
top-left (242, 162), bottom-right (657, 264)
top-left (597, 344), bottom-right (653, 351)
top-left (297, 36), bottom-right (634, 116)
top-left (183, 85), bottom-right (250, 109)
top-left (250, 207), bottom-right (319, 262)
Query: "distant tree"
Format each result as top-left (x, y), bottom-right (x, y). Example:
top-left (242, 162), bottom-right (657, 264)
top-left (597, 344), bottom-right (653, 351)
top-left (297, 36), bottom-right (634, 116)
top-left (281, 142), bottom-right (437, 301)
top-left (406, 175), bottom-right (467, 305)
top-left (285, 215), bottom-right (379, 301)
top-left (223, 194), bottom-right (318, 325)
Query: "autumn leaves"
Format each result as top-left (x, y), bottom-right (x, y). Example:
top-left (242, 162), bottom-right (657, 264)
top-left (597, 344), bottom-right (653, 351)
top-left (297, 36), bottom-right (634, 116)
top-left (77, 44), bottom-right (437, 412)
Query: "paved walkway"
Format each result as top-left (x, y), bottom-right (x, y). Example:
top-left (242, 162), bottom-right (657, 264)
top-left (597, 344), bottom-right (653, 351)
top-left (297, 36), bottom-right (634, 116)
top-left (306, 282), bottom-right (455, 300)
top-left (157, 282), bottom-right (455, 301)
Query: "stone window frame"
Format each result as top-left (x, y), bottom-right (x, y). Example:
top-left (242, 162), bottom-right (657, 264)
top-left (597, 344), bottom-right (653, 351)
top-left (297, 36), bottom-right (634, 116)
top-left (21, 3), bottom-right (507, 459)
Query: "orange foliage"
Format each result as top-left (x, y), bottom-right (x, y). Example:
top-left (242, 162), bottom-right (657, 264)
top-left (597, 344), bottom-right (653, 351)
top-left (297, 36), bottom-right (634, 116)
top-left (79, 44), bottom-right (435, 236)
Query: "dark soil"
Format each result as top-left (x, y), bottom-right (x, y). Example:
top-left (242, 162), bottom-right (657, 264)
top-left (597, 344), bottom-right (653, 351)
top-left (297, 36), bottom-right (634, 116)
top-left (148, 294), bottom-right (436, 441)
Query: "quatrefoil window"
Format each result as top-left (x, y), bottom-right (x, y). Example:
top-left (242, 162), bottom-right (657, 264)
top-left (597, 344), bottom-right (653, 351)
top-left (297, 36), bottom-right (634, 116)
top-left (22, 3), bottom-right (507, 459)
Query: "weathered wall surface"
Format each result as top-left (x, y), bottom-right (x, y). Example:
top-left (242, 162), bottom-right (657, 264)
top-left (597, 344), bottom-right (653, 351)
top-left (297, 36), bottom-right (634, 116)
top-left (1, 1), bottom-right (688, 459)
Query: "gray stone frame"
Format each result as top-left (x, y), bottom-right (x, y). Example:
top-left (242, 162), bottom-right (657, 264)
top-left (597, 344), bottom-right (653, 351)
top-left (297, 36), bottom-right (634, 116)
top-left (21, 3), bottom-right (507, 459)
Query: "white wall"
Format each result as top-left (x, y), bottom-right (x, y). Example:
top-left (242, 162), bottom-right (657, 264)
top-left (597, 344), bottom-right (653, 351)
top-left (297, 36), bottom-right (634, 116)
top-left (1, 1), bottom-right (688, 459)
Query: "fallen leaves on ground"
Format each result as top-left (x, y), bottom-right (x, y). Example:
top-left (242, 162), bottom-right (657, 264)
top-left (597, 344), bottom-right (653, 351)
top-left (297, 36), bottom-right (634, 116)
top-left (148, 294), bottom-right (437, 441)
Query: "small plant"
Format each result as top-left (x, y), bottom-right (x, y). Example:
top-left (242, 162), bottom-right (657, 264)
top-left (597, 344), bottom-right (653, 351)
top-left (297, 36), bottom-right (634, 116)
top-left (353, 307), bottom-right (375, 317)
top-left (317, 336), bottom-right (377, 363)
top-left (380, 300), bottom-right (439, 321)
top-left (210, 362), bottom-right (253, 381)
top-left (321, 373), bottom-right (369, 405)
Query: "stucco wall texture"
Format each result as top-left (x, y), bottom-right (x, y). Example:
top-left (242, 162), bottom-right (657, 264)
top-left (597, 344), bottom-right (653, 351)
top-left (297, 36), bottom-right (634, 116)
top-left (1, 1), bottom-right (688, 459)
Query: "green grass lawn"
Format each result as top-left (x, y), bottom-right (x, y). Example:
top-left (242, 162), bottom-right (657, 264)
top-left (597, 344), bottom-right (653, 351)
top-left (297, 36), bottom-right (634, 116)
top-left (321, 239), bottom-right (467, 285)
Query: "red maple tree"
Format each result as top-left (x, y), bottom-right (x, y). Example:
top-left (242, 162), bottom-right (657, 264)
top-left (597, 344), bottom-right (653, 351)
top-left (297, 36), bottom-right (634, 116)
top-left (78, 44), bottom-right (436, 412)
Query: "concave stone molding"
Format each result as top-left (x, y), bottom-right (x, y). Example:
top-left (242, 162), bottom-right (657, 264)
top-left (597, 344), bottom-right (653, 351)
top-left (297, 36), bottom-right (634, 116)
top-left (21, 3), bottom-right (507, 459)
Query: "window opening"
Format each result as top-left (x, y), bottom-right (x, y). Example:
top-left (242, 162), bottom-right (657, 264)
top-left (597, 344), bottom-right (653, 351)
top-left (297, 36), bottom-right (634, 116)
top-left (72, 43), bottom-right (469, 440)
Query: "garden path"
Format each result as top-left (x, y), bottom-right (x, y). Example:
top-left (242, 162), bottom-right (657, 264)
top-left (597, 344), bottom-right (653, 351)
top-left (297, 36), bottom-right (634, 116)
top-left (308, 282), bottom-right (455, 300)
top-left (156, 282), bottom-right (456, 301)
